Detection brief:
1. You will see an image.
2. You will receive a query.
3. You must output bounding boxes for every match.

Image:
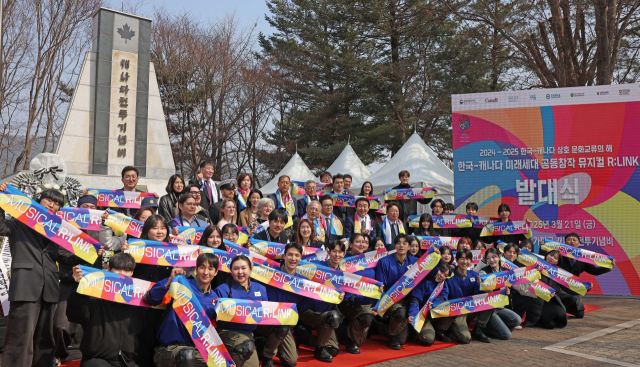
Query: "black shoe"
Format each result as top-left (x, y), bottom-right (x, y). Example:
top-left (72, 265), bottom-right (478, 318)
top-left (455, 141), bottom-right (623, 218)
top-left (389, 337), bottom-right (402, 350)
top-left (262, 358), bottom-right (275, 367)
top-left (345, 340), bottom-right (360, 354)
top-left (281, 362), bottom-right (297, 367)
top-left (435, 329), bottom-right (452, 343)
top-left (420, 339), bottom-right (434, 347)
top-left (314, 347), bottom-right (333, 363)
top-left (327, 346), bottom-right (340, 357)
top-left (523, 320), bottom-right (536, 328)
top-left (472, 327), bottom-right (491, 343)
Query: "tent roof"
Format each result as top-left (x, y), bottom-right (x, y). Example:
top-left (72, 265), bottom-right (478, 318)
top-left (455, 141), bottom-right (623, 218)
top-left (260, 152), bottom-right (317, 195)
top-left (326, 143), bottom-right (372, 184)
top-left (362, 133), bottom-right (454, 197)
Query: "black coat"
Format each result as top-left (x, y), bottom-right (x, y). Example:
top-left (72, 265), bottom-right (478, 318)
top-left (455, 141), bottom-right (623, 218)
top-left (386, 184), bottom-right (433, 223)
top-left (189, 178), bottom-right (221, 221)
top-left (0, 208), bottom-right (78, 302)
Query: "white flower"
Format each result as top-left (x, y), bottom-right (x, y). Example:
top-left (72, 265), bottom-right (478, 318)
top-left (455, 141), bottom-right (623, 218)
top-left (53, 185), bottom-right (60, 190)
top-left (44, 184), bottom-right (51, 189)
top-left (36, 188), bottom-right (42, 194)
top-left (61, 190), bottom-right (67, 195)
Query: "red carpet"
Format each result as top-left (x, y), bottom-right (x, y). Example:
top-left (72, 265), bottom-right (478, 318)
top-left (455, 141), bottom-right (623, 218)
top-left (61, 305), bottom-right (603, 367)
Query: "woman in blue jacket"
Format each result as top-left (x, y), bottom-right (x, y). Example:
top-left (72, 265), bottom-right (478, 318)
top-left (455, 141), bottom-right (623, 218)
top-left (214, 255), bottom-right (269, 367)
top-left (408, 263), bottom-right (451, 345)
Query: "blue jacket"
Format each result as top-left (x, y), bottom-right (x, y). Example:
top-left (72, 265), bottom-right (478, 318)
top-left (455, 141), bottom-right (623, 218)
top-left (344, 215), bottom-right (378, 239)
top-left (446, 269), bottom-right (481, 300)
top-left (375, 253), bottom-right (418, 290)
top-left (214, 280), bottom-right (268, 333)
top-left (408, 279), bottom-right (449, 318)
top-left (145, 277), bottom-right (217, 346)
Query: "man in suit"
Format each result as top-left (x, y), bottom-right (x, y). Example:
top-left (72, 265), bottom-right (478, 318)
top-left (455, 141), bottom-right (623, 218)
top-left (343, 174), bottom-right (355, 195)
top-left (375, 203), bottom-right (407, 250)
top-left (296, 180), bottom-right (319, 219)
top-left (319, 195), bottom-right (345, 247)
top-left (267, 175), bottom-right (297, 218)
top-left (344, 197), bottom-right (377, 239)
top-left (189, 160), bottom-right (221, 221)
top-left (0, 183), bottom-right (80, 367)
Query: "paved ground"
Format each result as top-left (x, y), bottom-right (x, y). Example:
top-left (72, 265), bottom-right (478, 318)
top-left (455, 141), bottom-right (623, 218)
top-left (369, 298), bottom-right (640, 367)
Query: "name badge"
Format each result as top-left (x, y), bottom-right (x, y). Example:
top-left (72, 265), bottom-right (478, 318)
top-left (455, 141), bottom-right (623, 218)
top-left (254, 292), bottom-right (261, 297)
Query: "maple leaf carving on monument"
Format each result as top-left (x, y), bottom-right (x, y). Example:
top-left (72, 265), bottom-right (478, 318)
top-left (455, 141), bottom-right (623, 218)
top-left (117, 23), bottom-right (135, 43)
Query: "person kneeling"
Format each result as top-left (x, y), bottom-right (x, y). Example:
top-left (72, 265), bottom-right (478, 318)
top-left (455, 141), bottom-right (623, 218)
top-left (407, 263), bottom-right (451, 346)
top-left (70, 253), bottom-right (145, 367)
top-left (144, 253), bottom-right (220, 367)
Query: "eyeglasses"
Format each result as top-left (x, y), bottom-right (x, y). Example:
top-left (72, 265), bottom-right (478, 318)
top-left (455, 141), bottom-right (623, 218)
top-left (190, 191), bottom-right (201, 196)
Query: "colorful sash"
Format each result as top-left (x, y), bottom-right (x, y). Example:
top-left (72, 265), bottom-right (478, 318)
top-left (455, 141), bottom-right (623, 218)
top-left (317, 214), bottom-right (343, 241)
top-left (541, 240), bottom-right (614, 269)
top-left (251, 264), bottom-right (343, 304)
top-left (383, 187), bottom-right (436, 201)
top-left (0, 185), bottom-right (102, 264)
top-left (175, 226), bottom-right (207, 245)
top-left (471, 216), bottom-right (499, 229)
top-left (275, 190), bottom-right (295, 217)
top-left (289, 181), bottom-right (308, 196)
top-left (56, 207), bottom-right (103, 232)
top-left (223, 240), bottom-right (281, 268)
top-left (238, 189), bottom-right (250, 210)
top-left (76, 265), bottom-right (165, 308)
top-left (169, 276), bottom-right (234, 367)
top-left (518, 249), bottom-right (591, 295)
top-left (339, 249), bottom-right (396, 273)
top-left (382, 217), bottom-right (405, 245)
top-left (412, 281), bottom-right (444, 332)
top-left (215, 298), bottom-right (298, 325)
top-left (416, 236), bottom-right (460, 250)
top-left (430, 288), bottom-right (509, 318)
top-left (249, 239), bottom-right (319, 260)
top-left (125, 244), bottom-right (201, 267)
top-left (87, 188), bottom-right (154, 209)
top-left (480, 220), bottom-right (532, 239)
top-left (479, 266), bottom-right (541, 291)
top-left (104, 209), bottom-right (144, 238)
top-left (374, 248), bottom-right (441, 315)
top-left (295, 261), bottom-right (383, 298)
top-left (353, 214), bottom-right (373, 234)
top-left (236, 226), bottom-right (249, 245)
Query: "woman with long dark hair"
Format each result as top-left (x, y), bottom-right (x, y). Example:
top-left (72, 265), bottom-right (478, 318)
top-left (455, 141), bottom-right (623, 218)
top-left (413, 213), bottom-right (436, 236)
top-left (158, 174), bottom-right (185, 222)
top-left (239, 189), bottom-right (263, 233)
top-left (296, 218), bottom-right (323, 248)
top-left (237, 173), bottom-right (253, 211)
top-left (481, 204), bottom-right (528, 245)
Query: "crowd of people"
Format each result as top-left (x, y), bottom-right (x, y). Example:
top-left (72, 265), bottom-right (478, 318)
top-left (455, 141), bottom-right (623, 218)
top-left (0, 162), bottom-right (615, 367)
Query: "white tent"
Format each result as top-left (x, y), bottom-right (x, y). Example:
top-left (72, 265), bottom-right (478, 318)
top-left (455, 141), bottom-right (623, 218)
top-left (326, 143), bottom-right (372, 186)
top-left (260, 152), bottom-right (318, 196)
top-left (363, 133), bottom-right (454, 209)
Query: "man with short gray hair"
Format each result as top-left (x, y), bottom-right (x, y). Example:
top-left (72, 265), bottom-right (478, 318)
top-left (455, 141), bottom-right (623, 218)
top-left (296, 179), bottom-right (319, 219)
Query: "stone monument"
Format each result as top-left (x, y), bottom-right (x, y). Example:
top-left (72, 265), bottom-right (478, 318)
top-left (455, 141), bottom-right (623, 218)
top-left (54, 7), bottom-right (174, 193)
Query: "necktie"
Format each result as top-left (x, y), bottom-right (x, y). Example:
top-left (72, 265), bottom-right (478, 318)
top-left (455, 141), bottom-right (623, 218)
top-left (205, 180), bottom-right (213, 205)
top-left (325, 217), bottom-right (331, 244)
top-left (391, 223), bottom-right (397, 243)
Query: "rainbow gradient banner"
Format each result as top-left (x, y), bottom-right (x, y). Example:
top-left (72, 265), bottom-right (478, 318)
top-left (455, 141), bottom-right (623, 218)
top-left (411, 281), bottom-right (444, 333)
top-left (541, 240), bottom-right (614, 269)
top-left (340, 249), bottom-right (396, 273)
top-left (223, 240), bottom-right (281, 268)
top-left (295, 261), bottom-right (383, 298)
top-left (480, 220), bottom-right (532, 239)
top-left (479, 266), bottom-right (541, 291)
top-left (471, 216), bottom-right (499, 229)
top-left (87, 189), bottom-right (155, 209)
top-left (104, 209), bottom-right (144, 238)
top-left (301, 250), bottom-right (327, 263)
top-left (416, 236), bottom-right (460, 250)
top-left (249, 239), bottom-right (319, 260)
top-left (518, 249), bottom-right (591, 295)
top-left (175, 226), bottom-right (207, 244)
top-left (498, 257), bottom-right (555, 301)
top-left (430, 288), bottom-right (509, 318)
top-left (414, 215), bottom-right (473, 229)
top-left (76, 265), bottom-right (164, 308)
top-left (125, 244), bottom-right (201, 267)
top-left (215, 298), bottom-right (299, 326)
top-left (383, 187), bottom-right (436, 201)
top-left (500, 257), bottom-right (519, 270)
top-left (250, 264), bottom-right (343, 304)
top-left (169, 275), bottom-right (234, 367)
top-left (471, 249), bottom-right (486, 265)
top-left (374, 248), bottom-right (441, 315)
top-left (289, 181), bottom-right (308, 196)
top-left (0, 185), bottom-right (101, 264)
top-left (325, 193), bottom-right (382, 210)
top-left (236, 226), bottom-right (249, 245)
top-left (56, 207), bottom-right (103, 232)
top-left (316, 182), bottom-right (334, 193)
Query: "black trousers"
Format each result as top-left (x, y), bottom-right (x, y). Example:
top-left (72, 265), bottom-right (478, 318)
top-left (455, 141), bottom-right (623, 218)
top-left (2, 299), bottom-right (57, 367)
top-left (54, 298), bottom-right (80, 360)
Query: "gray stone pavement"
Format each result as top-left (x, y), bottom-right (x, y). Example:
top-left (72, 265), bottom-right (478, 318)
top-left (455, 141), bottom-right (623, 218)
top-left (368, 298), bottom-right (640, 367)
